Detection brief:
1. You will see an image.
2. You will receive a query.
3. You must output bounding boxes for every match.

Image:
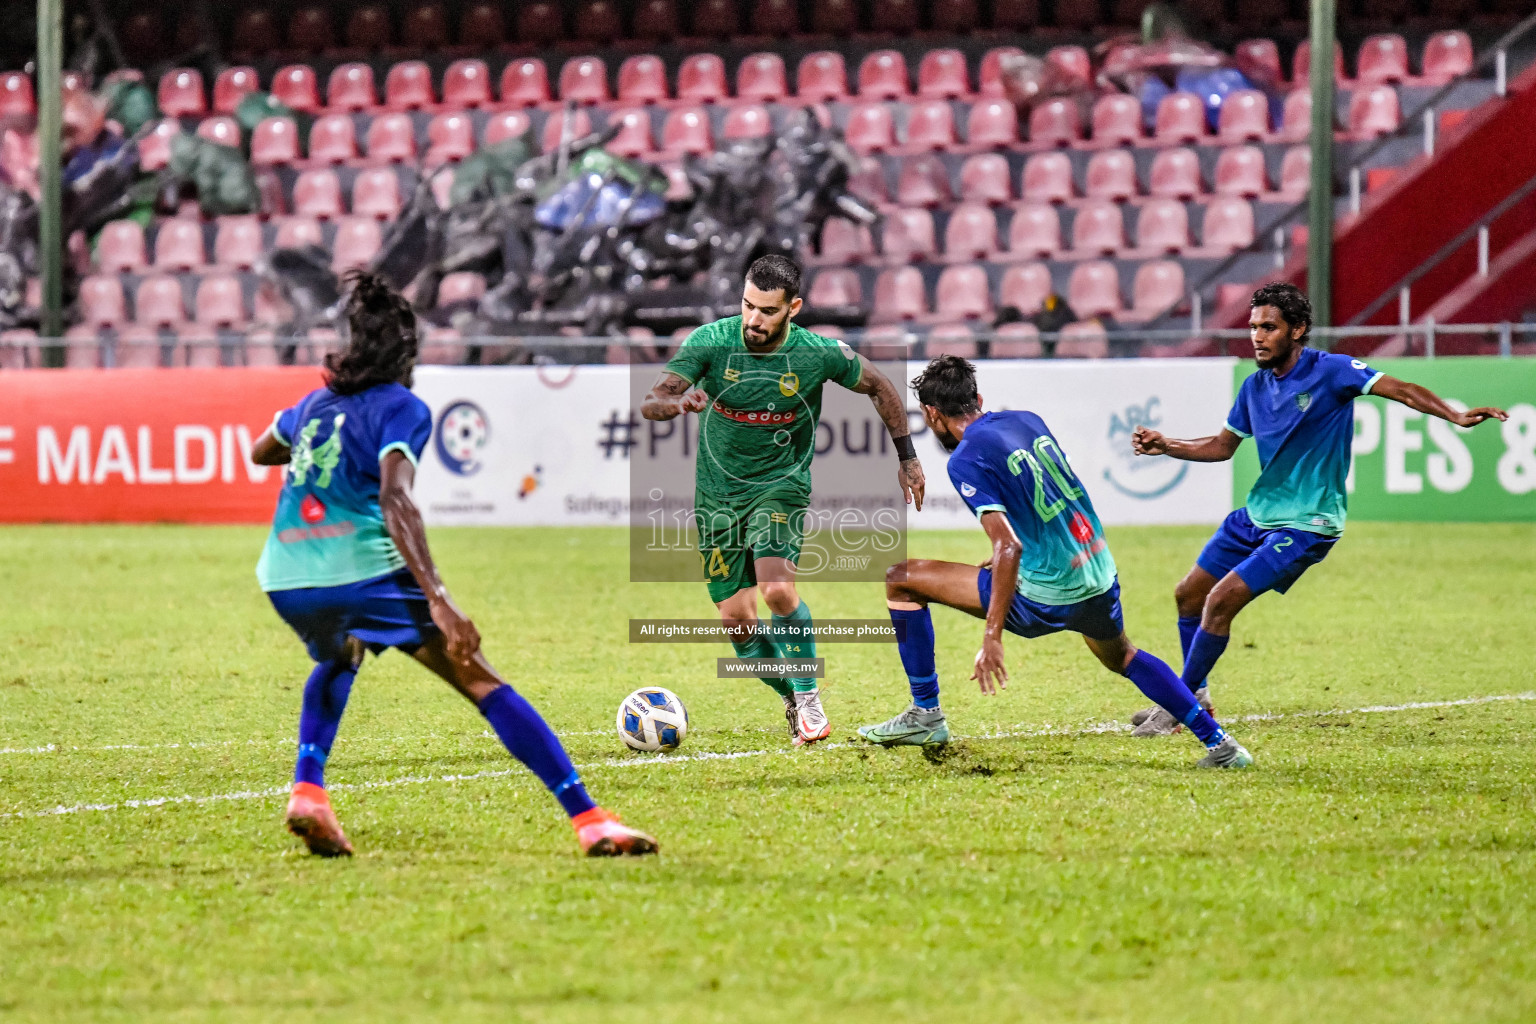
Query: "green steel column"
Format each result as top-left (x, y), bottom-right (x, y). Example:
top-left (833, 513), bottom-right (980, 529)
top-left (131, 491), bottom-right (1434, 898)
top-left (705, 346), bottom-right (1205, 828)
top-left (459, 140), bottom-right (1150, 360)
top-left (1307, 0), bottom-right (1336, 337)
top-left (37, 0), bottom-right (64, 342)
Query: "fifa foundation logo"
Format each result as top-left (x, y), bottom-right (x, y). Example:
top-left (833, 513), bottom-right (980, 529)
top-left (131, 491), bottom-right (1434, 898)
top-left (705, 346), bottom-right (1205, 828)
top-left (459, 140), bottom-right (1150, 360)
top-left (1103, 397), bottom-right (1188, 500)
top-left (434, 401), bottom-right (491, 476)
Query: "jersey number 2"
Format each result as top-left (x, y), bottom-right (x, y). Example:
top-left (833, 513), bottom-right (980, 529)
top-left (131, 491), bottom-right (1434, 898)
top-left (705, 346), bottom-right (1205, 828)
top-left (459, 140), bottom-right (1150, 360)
top-left (1007, 437), bottom-right (1082, 522)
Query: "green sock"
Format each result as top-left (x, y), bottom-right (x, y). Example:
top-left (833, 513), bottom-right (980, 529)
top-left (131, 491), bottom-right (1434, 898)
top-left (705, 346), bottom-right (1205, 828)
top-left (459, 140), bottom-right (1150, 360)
top-left (772, 601), bottom-right (819, 694)
top-left (731, 632), bottom-right (792, 699)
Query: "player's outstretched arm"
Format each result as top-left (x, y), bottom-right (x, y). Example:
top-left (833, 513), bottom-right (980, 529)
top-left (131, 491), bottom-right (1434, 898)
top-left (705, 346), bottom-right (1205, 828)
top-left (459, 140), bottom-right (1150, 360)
top-left (972, 512), bottom-right (1021, 696)
top-left (849, 356), bottom-right (926, 511)
top-left (379, 450), bottom-right (481, 664)
top-left (1370, 376), bottom-right (1508, 428)
top-left (249, 428), bottom-right (291, 466)
top-left (640, 372), bottom-right (708, 422)
top-left (1131, 426), bottom-right (1243, 463)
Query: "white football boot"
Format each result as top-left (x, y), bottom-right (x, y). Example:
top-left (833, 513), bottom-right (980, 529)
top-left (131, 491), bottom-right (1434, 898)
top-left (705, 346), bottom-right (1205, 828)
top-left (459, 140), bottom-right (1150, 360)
top-left (792, 689), bottom-right (831, 746)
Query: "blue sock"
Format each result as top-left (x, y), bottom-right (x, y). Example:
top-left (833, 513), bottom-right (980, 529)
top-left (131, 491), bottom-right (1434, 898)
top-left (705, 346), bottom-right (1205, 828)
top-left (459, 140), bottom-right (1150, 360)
top-left (889, 606), bottom-right (939, 709)
top-left (1182, 628), bottom-right (1230, 694)
top-left (477, 684), bottom-right (597, 818)
top-left (294, 658), bottom-right (356, 788)
top-left (1124, 650), bottom-right (1227, 748)
top-left (1178, 616), bottom-right (1203, 690)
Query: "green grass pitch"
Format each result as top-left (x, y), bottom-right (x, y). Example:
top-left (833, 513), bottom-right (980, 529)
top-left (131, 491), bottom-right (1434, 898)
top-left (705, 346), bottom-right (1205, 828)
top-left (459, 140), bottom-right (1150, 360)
top-left (1, 522), bottom-right (1534, 1023)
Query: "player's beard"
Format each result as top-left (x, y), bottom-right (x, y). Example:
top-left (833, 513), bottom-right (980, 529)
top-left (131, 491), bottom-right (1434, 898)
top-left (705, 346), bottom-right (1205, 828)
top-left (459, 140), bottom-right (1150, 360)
top-left (741, 317), bottom-right (789, 352)
top-left (933, 425), bottom-right (962, 451)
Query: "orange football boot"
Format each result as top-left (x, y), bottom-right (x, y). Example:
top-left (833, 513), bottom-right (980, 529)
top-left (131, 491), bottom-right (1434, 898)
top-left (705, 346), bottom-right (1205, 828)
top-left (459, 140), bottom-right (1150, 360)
top-left (572, 808), bottom-right (658, 857)
top-left (285, 782), bottom-right (354, 857)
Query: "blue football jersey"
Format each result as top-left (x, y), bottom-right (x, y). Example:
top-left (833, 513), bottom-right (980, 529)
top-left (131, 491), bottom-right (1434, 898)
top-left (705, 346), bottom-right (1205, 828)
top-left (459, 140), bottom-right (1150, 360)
top-left (1226, 346), bottom-right (1383, 536)
top-left (256, 382), bottom-right (433, 591)
top-left (947, 411), bottom-right (1117, 605)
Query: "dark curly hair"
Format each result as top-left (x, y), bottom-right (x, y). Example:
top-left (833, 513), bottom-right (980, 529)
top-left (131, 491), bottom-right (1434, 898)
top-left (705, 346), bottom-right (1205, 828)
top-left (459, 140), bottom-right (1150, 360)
top-left (1251, 282), bottom-right (1312, 341)
top-left (911, 354), bottom-right (981, 418)
top-left (324, 271), bottom-right (419, 396)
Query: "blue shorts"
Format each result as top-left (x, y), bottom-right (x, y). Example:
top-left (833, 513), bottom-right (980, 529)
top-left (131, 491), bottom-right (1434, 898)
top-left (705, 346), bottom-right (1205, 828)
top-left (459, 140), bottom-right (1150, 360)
top-left (976, 570), bottom-right (1125, 641)
top-left (267, 568), bottom-right (438, 663)
top-left (1196, 508), bottom-right (1337, 597)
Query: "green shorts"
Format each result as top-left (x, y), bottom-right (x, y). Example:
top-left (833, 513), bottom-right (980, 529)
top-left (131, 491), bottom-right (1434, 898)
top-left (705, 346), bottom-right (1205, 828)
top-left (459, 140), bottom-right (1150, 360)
top-left (695, 496), bottom-right (807, 603)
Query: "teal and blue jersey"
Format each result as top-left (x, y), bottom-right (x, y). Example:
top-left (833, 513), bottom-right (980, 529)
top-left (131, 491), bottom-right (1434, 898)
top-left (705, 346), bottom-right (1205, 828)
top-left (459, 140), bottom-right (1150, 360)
top-left (255, 382), bottom-right (433, 592)
top-left (1226, 346), bottom-right (1384, 537)
top-left (947, 410), bottom-right (1117, 606)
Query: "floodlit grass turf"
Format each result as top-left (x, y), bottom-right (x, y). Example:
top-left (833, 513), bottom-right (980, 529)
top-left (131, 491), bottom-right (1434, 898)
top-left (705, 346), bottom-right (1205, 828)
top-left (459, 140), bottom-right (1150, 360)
top-left (1, 523), bottom-right (1534, 1023)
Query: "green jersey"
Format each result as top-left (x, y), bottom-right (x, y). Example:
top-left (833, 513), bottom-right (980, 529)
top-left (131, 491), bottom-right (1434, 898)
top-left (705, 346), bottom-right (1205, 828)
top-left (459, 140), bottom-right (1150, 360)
top-left (666, 317), bottom-right (864, 509)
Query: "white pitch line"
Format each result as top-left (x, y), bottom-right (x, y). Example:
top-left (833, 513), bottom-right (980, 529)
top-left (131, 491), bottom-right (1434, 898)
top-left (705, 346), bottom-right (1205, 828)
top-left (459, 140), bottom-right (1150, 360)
top-left (2, 692), bottom-right (1532, 822)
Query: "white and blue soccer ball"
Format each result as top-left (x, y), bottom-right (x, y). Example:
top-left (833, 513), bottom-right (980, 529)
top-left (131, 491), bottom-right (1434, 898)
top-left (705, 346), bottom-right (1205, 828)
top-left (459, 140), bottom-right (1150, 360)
top-left (617, 687), bottom-right (690, 753)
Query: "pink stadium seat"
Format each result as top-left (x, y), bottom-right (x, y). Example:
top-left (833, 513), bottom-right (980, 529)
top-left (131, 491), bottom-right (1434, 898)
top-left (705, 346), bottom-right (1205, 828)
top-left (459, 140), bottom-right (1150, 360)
top-left (158, 68), bottom-right (207, 118)
top-left (959, 154), bottom-right (1012, 205)
top-left (870, 0), bottom-right (920, 34)
top-left (1021, 152), bottom-right (1075, 204)
top-left (1357, 35), bottom-right (1410, 85)
top-left (919, 50), bottom-right (971, 100)
top-left (1217, 90), bottom-right (1271, 142)
top-left (1, 327), bottom-right (38, 369)
top-left (153, 218), bottom-right (207, 271)
top-left (573, 1), bottom-right (624, 43)
top-left (80, 275), bottom-right (127, 327)
top-left (905, 102), bottom-right (957, 151)
top-left (1349, 85), bottom-right (1400, 138)
top-left (196, 116), bottom-right (242, 149)
top-left (272, 65), bottom-right (321, 114)
top-left (438, 271), bottom-right (487, 305)
top-left (966, 99), bottom-right (1019, 149)
top-left (1135, 198), bottom-right (1191, 253)
top-left (232, 8), bottom-right (282, 55)
top-left (0, 71), bottom-right (34, 118)
top-left (345, 5), bottom-right (392, 51)
top-left (678, 55), bottom-right (729, 104)
top-left (138, 120), bottom-right (181, 172)
top-left (426, 113), bottom-right (476, 164)
top-left (811, 0), bottom-right (859, 35)
top-left (484, 111), bottom-right (533, 147)
top-left (328, 64), bottom-right (377, 112)
top-left (274, 217), bottom-right (324, 248)
top-left (515, 2), bottom-right (564, 46)
top-left (96, 221), bottom-right (147, 273)
top-left (1202, 196), bottom-right (1255, 250)
top-left (979, 47), bottom-right (1022, 97)
top-left (896, 154), bottom-right (953, 206)
top-left (817, 218), bottom-right (875, 263)
top-left (750, 0), bottom-right (799, 36)
top-left (991, 321), bottom-right (1042, 358)
top-left (881, 208), bottom-right (937, 263)
top-left (442, 60), bottom-right (492, 109)
top-left (926, 323), bottom-right (977, 359)
top-left (195, 275), bottom-right (247, 327)
top-left (690, 0), bottom-right (739, 38)
top-left (293, 169), bottom-right (345, 218)
top-left (807, 268), bottom-right (862, 307)
top-left (632, 0), bottom-right (678, 39)
top-left (308, 115), bottom-right (359, 164)
top-left (213, 67), bottom-right (259, 114)
top-left (1126, 260), bottom-right (1184, 321)
top-left (251, 117), bottom-right (300, 167)
top-left (662, 107), bottom-right (713, 155)
top-left (459, 3), bottom-right (505, 47)
top-left (541, 109), bottom-right (593, 152)
top-left (847, 156), bottom-right (890, 208)
top-left (606, 109), bottom-right (656, 158)
top-left (737, 53), bottom-right (787, 103)
top-left (1279, 89), bottom-right (1313, 143)
top-left (501, 59), bottom-right (551, 108)
top-left (1149, 147), bottom-right (1203, 199)
top-left (1007, 203), bottom-right (1061, 257)
top-left (384, 61), bottom-right (436, 110)
top-left (844, 104), bottom-right (896, 154)
top-left (1067, 261), bottom-right (1122, 319)
top-left (136, 275), bottom-right (188, 326)
top-left (618, 56), bottom-right (670, 105)
top-left (797, 53), bottom-right (849, 103)
top-left (723, 104), bottom-right (772, 139)
top-left (1234, 39), bottom-right (1282, 85)
top-left (1278, 145), bottom-right (1310, 198)
top-left (1155, 92), bottom-right (1207, 143)
top-left (872, 267), bottom-right (928, 322)
top-left (1085, 149), bottom-right (1138, 202)
top-left (214, 216), bottom-right (263, 269)
top-left (1071, 201), bottom-right (1125, 255)
top-left (1214, 145), bottom-right (1268, 197)
top-left (1091, 93), bottom-right (1143, 146)
top-left (1422, 32), bottom-right (1473, 86)
top-left (366, 113), bottom-right (418, 162)
top-left (1047, 46), bottom-right (1092, 90)
top-left (1293, 41), bottom-right (1345, 84)
top-left (560, 57), bottom-right (611, 105)
top-left (352, 167), bottom-right (403, 219)
top-left (1056, 320), bottom-right (1108, 358)
top-left (332, 217), bottom-right (382, 271)
top-left (1029, 99), bottom-right (1081, 147)
top-left (999, 261), bottom-right (1052, 314)
top-left (859, 51), bottom-right (910, 100)
top-left (944, 204), bottom-right (1000, 261)
top-left (931, 0), bottom-right (980, 33)
top-left (402, 3), bottom-right (451, 49)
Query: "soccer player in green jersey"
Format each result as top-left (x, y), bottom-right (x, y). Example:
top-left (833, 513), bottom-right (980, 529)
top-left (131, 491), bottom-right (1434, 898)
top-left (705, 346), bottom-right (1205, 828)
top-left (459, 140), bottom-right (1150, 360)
top-left (641, 255), bottom-right (927, 745)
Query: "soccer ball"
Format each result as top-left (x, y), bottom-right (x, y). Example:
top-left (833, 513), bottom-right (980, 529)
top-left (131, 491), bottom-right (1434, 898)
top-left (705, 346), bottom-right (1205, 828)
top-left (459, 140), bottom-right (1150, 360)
top-left (617, 687), bottom-right (690, 753)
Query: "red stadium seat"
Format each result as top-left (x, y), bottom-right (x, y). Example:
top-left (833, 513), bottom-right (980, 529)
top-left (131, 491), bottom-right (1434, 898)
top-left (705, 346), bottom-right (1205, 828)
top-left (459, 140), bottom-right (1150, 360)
top-left (308, 115), bottom-right (359, 164)
top-left (1422, 32), bottom-right (1473, 86)
top-left (632, 0), bottom-right (679, 41)
top-left (847, 156), bottom-right (890, 207)
top-left (158, 68), bottom-right (207, 118)
top-left (352, 167), bottom-right (402, 219)
top-left (926, 323), bottom-right (977, 359)
top-left (214, 216), bottom-right (263, 269)
top-left (560, 57), bottom-right (611, 105)
top-left (1047, 46), bottom-right (1092, 90)
top-left (1067, 261), bottom-right (1122, 319)
top-left (1279, 89), bottom-right (1313, 143)
top-left (1071, 201), bottom-right (1125, 255)
top-left (271, 65), bottom-right (321, 114)
top-left (859, 51), bottom-right (910, 101)
top-left (80, 275), bottom-right (128, 327)
top-left (112, 325), bottom-right (161, 368)
top-left (152, 219), bottom-right (206, 271)
top-left (931, 0), bottom-right (980, 33)
top-left (959, 154), bottom-right (1012, 205)
top-left (501, 60), bottom-right (551, 108)
top-left (232, 8), bottom-right (282, 55)
top-left (458, 3), bottom-right (505, 47)
top-left (1348, 84), bottom-right (1400, 138)
top-left (679, 55), bottom-right (729, 103)
top-left (1214, 145), bottom-right (1268, 197)
top-left (618, 56), bottom-right (670, 105)
top-left (0, 71), bottom-right (34, 118)
top-left (872, 267), bottom-right (928, 323)
top-left (896, 154), bottom-right (953, 206)
top-left (722, 104), bottom-right (772, 139)
top-left (1021, 151), bottom-right (1075, 204)
top-left (442, 60), bottom-right (493, 109)
top-left (1126, 260), bottom-right (1184, 321)
top-left (811, 0), bottom-right (859, 35)
top-left (328, 64), bottom-right (378, 112)
top-left (737, 53), bottom-right (787, 103)
top-left (516, 3), bottom-right (564, 46)
top-left (904, 101), bottom-right (957, 151)
top-left (870, 0), bottom-right (920, 34)
top-left (136, 275), bottom-right (188, 326)
top-left (966, 99), bottom-right (1019, 149)
top-left (1277, 145), bottom-right (1310, 198)
top-left (401, 3), bottom-right (451, 49)
top-left (437, 271), bottom-right (487, 306)
top-left (138, 119), bottom-right (181, 172)
top-left (944, 205), bottom-right (1000, 261)
top-left (1028, 99), bottom-right (1080, 147)
top-left (991, 322), bottom-right (1042, 358)
top-left (998, 261), bottom-right (1051, 314)
top-left (606, 109), bottom-right (656, 158)
top-left (881, 208), bottom-right (937, 263)
top-left (1234, 39), bottom-right (1282, 85)
top-left (1201, 196), bottom-right (1255, 250)
top-left (690, 0), bottom-right (739, 38)
top-left (1293, 40), bottom-right (1345, 83)
top-left (484, 111), bottom-right (533, 147)
top-left (345, 5), bottom-right (393, 51)
top-left (196, 116), bottom-right (241, 149)
top-left (1149, 147), bottom-right (1203, 199)
top-left (426, 113), bottom-right (476, 165)
top-left (213, 67), bottom-right (259, 115)
top-left (797, 52), bottom-right (849, 102)
top-left (251, 116), bottom-right (300, 167)
top-left (661, 107), bottom-right (713, 155)
top-left (272, 217), bottom-right (323, 248)
top-left (96, 221), bottom-right (148, 273)
top-left (918, 50), bottom-right (971, 100)
top-left (194, 275), bottom-right (247, 327)
top-left (1007, 203), bottom-right (1062, 257)
top-left (384, 61), bottom-right (436, 110)
top-left (1085, 149), bottom-right (1138, 202)
top-left (366, 113), bottom-right (418, 162)
top-left (1135, 198), bottom-right (1191, 253)
top-left (573, 1), bottom-right (624, 44)
top-left (1217, 89), bottom-right (1270, 141)
top-left (1056, 320), bottom-right (1108, 358)
top-left (293, 169), bottom-right (345, 218)
top-left (1091, 93), bottom-right (1142, 146)
top-left (287, 7), bottom-right (334, 53)
top-left (541, 109), bottom-right (593, 152)
top-left (844, 104), bottom-right (896, 154)
top-left (979, 47), bottom-right (1022, 97)
top-left (817, 218), bottom-right (875, 263)
top-left (750, 0), bottom-right (799, 36)
top-left (332, 217), bottom-right (382, 271)
top-left (807, 268), bottom-right (862, 307)
top-left (1155, 92), bottom-right (1207, 143)
top-left (1357, 35), bottom-right (1410, 85)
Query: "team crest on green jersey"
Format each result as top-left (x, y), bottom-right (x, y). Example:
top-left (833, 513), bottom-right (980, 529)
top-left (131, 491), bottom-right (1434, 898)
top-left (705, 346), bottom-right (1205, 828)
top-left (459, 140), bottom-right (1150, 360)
top-left (1295, 392), bottom-right (1312, 411)
top-left (289, 413), bottom-right (346, 488)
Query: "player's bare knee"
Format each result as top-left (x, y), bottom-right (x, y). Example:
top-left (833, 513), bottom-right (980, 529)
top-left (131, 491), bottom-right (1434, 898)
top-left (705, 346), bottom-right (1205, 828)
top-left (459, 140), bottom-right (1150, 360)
top-left (761, 582), bottom-right (799, 616)
top-left (1174, 573), bottom-right (1208, 619)
top-left (343, 635), bottom-right (366, 670)
top-left (1203, 585), bottom-right (1244, 632)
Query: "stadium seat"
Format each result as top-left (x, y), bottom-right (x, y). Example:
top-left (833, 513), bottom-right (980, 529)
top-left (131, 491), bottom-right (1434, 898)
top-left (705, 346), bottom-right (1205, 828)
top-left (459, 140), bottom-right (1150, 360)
top-left (1422, 32), bottom-right (1473, 86)
top-left (606, 109), bottom-right (656, 158)
top-left (137, 119), bottom-right (181, 172)
top-left (1056, 320), bottom-right (1108, 358)
top-left (293, 169), bottom-right (345, 218)
top-left (501, 60), bottom-right (552, 108)
top-left (1279, 89), bottom-right (1313, 143)
top-left (158, 68), bottom-right (207, 118)
top-left (96, 221), bottom-right (148, 273)
top-left (872, 267), bottom-right (928, 322)
top-left (0, 71), bottom-right (34, 118)
top-left (272, 65), bottom-right (322, 114)
top-left (959, 154), bottom-right (1012, 205)
top-left (661, 107), bottom-right (713, 156)
top-left (1067, 260), bottom-right (1122, 319)
top-left (926, 323), bottom-right (977, 359)
top-left (1090, 93), bottom-right (1143, 146)
top-left (153, 218), bottom-right (207, 271)
top-left (1135, 198), bottom-right (1191, 253)
top-left (308, 115), bottom-right (359, 164)
top-left (859, 51), bottom-right (910, 101)
top-left (811, 0), bottom-right (859, 35)
top-left (232, 8), bottom-right (282, 55)
top-left (797, 53), bottom-right (849, 103)
top-left (366, 113), bottom-right (418, 162)
top-left (870, 0), bottom-right (920, 34)
top-left (844, 104), bottom-right (896, 154)
top-left (1021, 152), bottom-right (1075, 204)
top-left (1214, 145), bottom-right (1268, 198)
top-left (111, 325), bottom-right (162, 368)
top-left (750, 0), bottom-right (799, 36)
top-left (1126, 259), bottom-right (1184, 321)
top-left (136, 275), bottom-right (188, 326)
top-left (213, 216), bottom-right (263, 268)
top-left (328, 64), bottom-right (378, 112)
top-left (1349, 85), bottom-right (1400, 138)
top-left (1149, 147), bottom-right (1202, 198)
top-left (441, 60), bottom-right (492, 109)
top-left (966, 99), bottom-right (1019, 149)
top-left (895, 154), bottom-right (953, 206)
top-left (931, 0), bottom-right (980, 33)
top-left (560, 57), bottom-right (611, 105)
top-left (1217, 90), bottom-right (1270, 142)
top-left (194, 116), bottom-right (241, 149)
top-left (352, 168), bottom-right (403, 219)
top-left (1201, 196), bottom-right (1255, 250)
top-left (1277, 145), bottom-right (1310, 198)
top-left (817, 218), bottom-right (876, 263)
top-left (847, 156), bottom-right (890, 208)
top-left (484, 111), bottom-right (533, 147)
top-left (0, 327), bottom-right (37, 369)
top-left (402, 3), bottom-right (451, 49)
top-left (1047, 46), bottom-right (1092, 90)
top-left (1234, 39), bottom-right (1282, 85)
top-left (881, 207), bottom-right (937, 263)
top-left (998, 261), bottom-right (1052, 314)
top-left (194, 275), bottom-right (247, 327)
top-left (904, 101), bottom-right (957, 152)
top-left (978, 47), bottom-right (1022, 97)
top-left (425, 113), bottom-right (476, 165)
top-left (807, 268), bottom-right (862, 307)
top-left (737, 53), bottom-right (787, 103)
top-left (541, 109), bottom-right (593, 152)
top-left (1293, 40), bottom-right (1345, 83)
top-left (251, 117), bottom-right (300, 167)
top-left (1155, 92), bottom-right (1208, 143)
top-left (689, 0), bottom-right (739, 38)
top-left (632, 0), bottom-right (679, 41)
top-left (1029, 99), bottom-right (1081, 147)
top-left (722, 104), bottom-right (772, 139)
top-left (516, 2), bottom-right (564, 46)
top-left (1085, 149), bottom-right (1138, 202)
top-left (384, 61), bottom-right (436, 110)
top-left (618, 56), bottom-right (669, 105)
top-left (274, 216), bottom-right (324, 248)
top-left (676, 55), bottom-right (728, 104)
top-left (573, 1), bottom-right (624, 44)
top-left (991, 321), bottom-right (1042, 358)
top-left (458, 3), bottom-right (505, 47)
top-left (213, 67), bottom-right (259, 115)
top-left (332, 217), bottom-right (382, 271)
top-left (345, 5), bottom-right (392, 51)
top-left (944, 205), bottom-right (1000, 261)
top-left (1356, 35), bottom-right (1409, 85)
top-left (1007, 203), bottom-right (1061, 257)
top-left (79, 275), bottom-right (128, 327)
top-left (918, 50), bottom-right (971, 100)
top-left (437, 271), bottom-right (487, 306)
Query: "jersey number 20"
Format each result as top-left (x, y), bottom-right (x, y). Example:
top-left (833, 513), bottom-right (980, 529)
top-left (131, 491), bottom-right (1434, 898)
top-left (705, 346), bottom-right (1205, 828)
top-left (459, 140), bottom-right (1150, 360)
top-left (1006, 437), bottom-right (1082, 522)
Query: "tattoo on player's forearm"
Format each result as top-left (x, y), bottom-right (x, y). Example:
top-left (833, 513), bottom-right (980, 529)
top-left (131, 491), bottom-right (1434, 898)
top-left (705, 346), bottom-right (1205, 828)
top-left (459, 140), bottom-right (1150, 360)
top-left (869, 377), bottom-right (910, 443)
